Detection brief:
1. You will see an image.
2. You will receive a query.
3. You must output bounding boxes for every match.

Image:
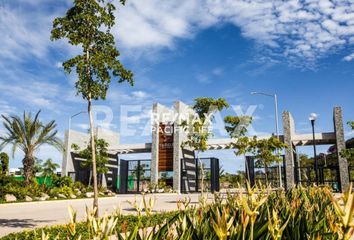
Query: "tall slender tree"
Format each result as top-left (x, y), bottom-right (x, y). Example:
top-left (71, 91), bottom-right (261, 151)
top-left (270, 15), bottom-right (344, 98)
top-left (72, 138), bottom-right (109, 186)
top-left (51, 0), bottom-right (133, 215)
top-left (182, 98), bottom-right (229, 194)
top-left (0, 111), bottom-right (63, 182)
top-left (225, 116), bottom-right (286, 186)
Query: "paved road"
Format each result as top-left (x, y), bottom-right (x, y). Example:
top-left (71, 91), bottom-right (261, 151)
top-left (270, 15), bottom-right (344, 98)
top-left (0, 194), bottom-right (204, 237)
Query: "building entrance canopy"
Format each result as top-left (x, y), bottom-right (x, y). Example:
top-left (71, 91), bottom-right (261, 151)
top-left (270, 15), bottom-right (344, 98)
top-left (62, 102), bottom-right (349, 192)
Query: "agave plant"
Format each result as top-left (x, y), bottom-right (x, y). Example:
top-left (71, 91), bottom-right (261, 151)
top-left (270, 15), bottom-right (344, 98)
top-left (328, 184), bottom-right (354, 240)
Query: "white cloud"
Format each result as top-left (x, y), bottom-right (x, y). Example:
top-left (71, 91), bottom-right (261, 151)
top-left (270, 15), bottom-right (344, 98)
top-left (196, 73), bottom-right (211, 84)
top-left (2, 0), bottom-right (354, 69)
top-left (343, 52), bottom-right (354, 61)
top-left (0, 80), bottom-right (61, 109)
top-left (75, 123), bottom-right (89, 130)
top-left (116, 0), bottom-right (354, 67)
top-left (132, 91), bottom-right (148, 98)
top-left (115, 0), bottom-right (216, 50)
top-left (0, 100), bottom-right (17, 116)
top-left (212, 67), bottom-right (224, 76)
top-left (196, 66), bottom-right (224, 84)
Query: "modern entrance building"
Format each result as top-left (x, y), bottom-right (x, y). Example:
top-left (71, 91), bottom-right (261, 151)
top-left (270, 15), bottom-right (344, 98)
top-left (62, 101), bottom-right (350, 192)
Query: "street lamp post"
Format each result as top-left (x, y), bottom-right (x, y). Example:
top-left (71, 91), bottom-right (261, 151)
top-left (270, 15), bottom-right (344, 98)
top-left (64, 111), bottom-right (86, 176)
top-left (309, 113), bottom-right (319, 185)
top-left (251, 92), bottom-right (283, 188)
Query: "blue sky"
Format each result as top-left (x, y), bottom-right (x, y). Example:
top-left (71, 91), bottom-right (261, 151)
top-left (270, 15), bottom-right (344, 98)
top-left (0, 0), bottom-right (354, 173)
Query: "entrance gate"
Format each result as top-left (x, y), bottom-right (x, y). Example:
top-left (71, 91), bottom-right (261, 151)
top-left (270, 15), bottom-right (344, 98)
top-left (119, 156), bottom-right (220, 194)
top-left (181, 156), bottom-right (220, 193)
top-left (245, 156), bottom-right (285, 188)
top-left (119, 159), bottom-right (151, 194)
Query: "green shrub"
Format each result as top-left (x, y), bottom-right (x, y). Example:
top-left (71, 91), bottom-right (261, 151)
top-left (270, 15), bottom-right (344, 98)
top-left (0, 175), bottom-right (20, 186)
top-left (49, 186), bottom-right (73, 198)
top-left (73, 181), bottom-right (86, 191)
top-left (0, 176), bottom-right (43, 200)
top-left (52, 176), bottom-right (73, 188)
top-left (0, 175), bottom-right (88, 201)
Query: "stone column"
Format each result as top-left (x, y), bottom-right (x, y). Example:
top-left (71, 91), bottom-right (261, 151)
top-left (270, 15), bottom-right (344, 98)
top-left (150, 103), bottom-right (159, 185)
top-left (282, 111), bottom-right (295, 190)
top-left (173, 101), bottom-right (184, 193)
top-left (172, 101), bottom-right (193, 193)
top-left (334, 107), bottom-right (349, 192)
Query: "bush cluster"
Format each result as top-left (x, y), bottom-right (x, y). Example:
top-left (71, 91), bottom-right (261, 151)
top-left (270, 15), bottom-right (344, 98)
top-left (0, 176), bottom-right (45, 201)
top-left (0, 175), bottom-right (98, 202)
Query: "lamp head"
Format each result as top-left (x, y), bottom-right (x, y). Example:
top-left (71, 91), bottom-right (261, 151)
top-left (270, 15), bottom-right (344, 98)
top-left (309, 113), bottom-right (318, 122)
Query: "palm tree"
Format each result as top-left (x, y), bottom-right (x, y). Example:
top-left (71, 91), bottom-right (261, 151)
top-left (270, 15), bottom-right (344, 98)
top-left (42, 158), bottom-right (59, 184)
top-left (0, 111), bottom-right (63, 183)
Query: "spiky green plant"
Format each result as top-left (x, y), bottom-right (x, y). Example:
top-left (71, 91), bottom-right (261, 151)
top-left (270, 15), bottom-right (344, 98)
top-left (7, 184), bottom-right (354, 240)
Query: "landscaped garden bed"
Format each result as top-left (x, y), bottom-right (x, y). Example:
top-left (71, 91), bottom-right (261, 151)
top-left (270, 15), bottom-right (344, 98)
top-left (0, 175), bottom-right (115, 204)
top-left (2, 184), bottom-right (354, 240)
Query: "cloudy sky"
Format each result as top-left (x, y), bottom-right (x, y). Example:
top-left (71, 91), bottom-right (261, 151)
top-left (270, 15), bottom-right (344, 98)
top-left (0, 0), bottom-right (354, 172)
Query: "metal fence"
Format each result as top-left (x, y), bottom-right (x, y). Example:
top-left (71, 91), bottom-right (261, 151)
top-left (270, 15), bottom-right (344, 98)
top-left (295, 165), bottom-right (340, 192)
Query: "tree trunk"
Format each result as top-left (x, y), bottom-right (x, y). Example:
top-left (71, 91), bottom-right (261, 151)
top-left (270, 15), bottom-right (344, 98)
top-left (23, 155), bottom-right (34, 183)
top-left (197, 151), bottom-right (205, 195)
top-left (264, 163), bottom-right (269, 186)
top-left (89, 170), bottom-right (92, 186)
top-left (88, 95), bottom-right (99, 217)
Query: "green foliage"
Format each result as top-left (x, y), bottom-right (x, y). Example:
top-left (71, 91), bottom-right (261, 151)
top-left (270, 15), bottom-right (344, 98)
top-left (49, 186), bottom-right (73, 198)
top-left (41, 158), bottom-right (59, 179)
top-left (220, 171), bottom-right (246, 188)
top-left (33, 158), bottom-right (43, 175)
top-left (52, 175), bottom-right (74, 188)
top-left (225, 114), bottom-right (286, 182)
top-left (0, 176), bottom-right (45, 200)
top-left (193, 97), bottom-right (229, 120)
top-left (50, 0), bottom-right (133, 101)
top-left (0, 211), bottom-right (177, 240)
top-left (348, 121), bottom-right (354, 130)
top-left (182, 98), bottom-right (229, 194)
top-left (0, 174), bottom-right (99, 202)
top-left (51, 0), bottom-right (134, 213)
top-left (74, 138), bottom-right (109, 175)
top-left (224, 115), bottom-right (253, 138)
top-left (0, 152), bottom-right (9, 175)
top-left (250, 136), bottom-right (287, 166)
top-left (0, 111), bottom-right (63, 182)
top-left (3, 185), bottom-right (354, 239)
top-left (182, 97), bottom-right (229, 152)
top-left (341, 121), bottom-right (354, 161)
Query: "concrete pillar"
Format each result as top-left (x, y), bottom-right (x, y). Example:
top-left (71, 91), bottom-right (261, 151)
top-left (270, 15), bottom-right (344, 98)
top-left (282, 111), bottom-right (296, 190)
top-left (150, 103), bottom-right (159, 185)
top-left (333, 107), bottom-right (349, 192)
top-left (173, 101), bottom-right (186, 193)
